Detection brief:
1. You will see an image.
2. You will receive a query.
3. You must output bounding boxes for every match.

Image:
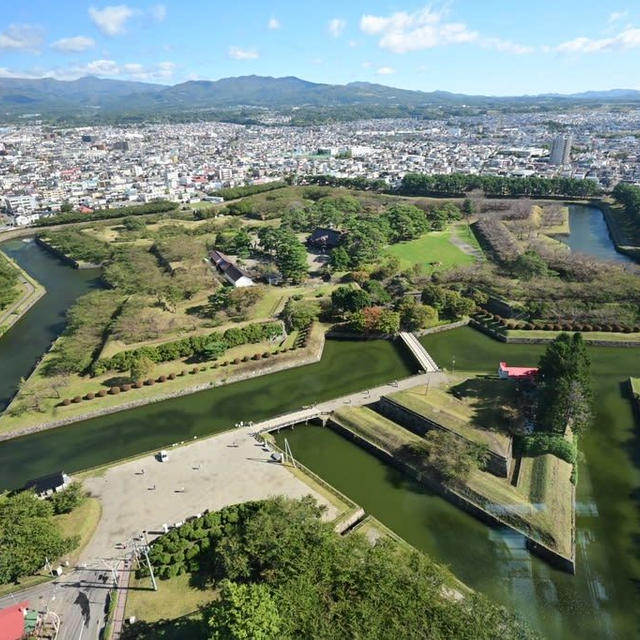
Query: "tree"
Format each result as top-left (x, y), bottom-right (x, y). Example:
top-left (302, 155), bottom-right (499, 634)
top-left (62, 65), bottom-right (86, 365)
top-left (0, 491), bottom-right (75, 584)
top-left (204, 579), bottom-right (281, 640)
top-left (425, 430), bottom-right (486, 483)
top-left (282, 299), bottom-right (320, 331)
top-left (331, 286), bottom-right (371, 314)
top-left (329, 246), bottom-right (350, 271)
top-left (130, 355), bottom-right (155, 382)
top-left (49, 481), bottom-right (86, 515)
top-left (275, 240), bottom-right (308, 283)
top-left (60, 201), bottom-right (73, 213)
top-left (462, 198), bottom-right (475, 216)
top-left (511, 251), bottom-right (548, 280)
top-left (376, 309), bottom-right (401, 334)
top-left (421, 284), bottom-right (447, 310)
top-left (398, 299), bottom-right (438, 330)
top-left (122, 216), bottom-right (145, 232)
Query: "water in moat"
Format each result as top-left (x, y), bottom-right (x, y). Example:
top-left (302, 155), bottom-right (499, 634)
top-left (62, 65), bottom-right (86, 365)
top-left (277, 327), bottom-right (640, 640)
top-left (2, 241), bottom-right (639, 638)
top-left (0, 239), bottom-right (101, 410)
top-left (556, 204), bottom-right (635, 264)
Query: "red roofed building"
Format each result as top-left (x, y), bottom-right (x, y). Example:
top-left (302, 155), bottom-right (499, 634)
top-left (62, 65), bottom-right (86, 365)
top-left (0, 600), bottom-right (29, 640)
top-left (498, 362), bottom-right (539, 380)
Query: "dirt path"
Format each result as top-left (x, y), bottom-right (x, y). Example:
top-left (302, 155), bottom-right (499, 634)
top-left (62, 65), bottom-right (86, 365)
top-left (449, 225), bottom-right (484, 261)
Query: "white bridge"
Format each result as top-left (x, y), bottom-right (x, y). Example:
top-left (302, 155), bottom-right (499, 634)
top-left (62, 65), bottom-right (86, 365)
top-left (398, 332), bottom-right (439, 372)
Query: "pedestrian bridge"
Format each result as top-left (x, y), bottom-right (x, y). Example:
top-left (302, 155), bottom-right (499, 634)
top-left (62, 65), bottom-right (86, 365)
top-left (398, 332), bottom-right (439, 372)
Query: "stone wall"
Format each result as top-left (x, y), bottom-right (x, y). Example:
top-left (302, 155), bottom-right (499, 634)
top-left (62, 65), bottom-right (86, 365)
top-left (375, 396), bottom-right (512, 478)
top-left (327, 418), bottom-right (575, 574)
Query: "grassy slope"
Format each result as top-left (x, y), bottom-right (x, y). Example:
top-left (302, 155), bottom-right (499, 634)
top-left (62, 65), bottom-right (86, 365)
top-left (388, 381), bottom-right (511, 455)
top-left (507, 329), bottom-right (640, 344)
top-left (631, 378), bottom-right (640, 396)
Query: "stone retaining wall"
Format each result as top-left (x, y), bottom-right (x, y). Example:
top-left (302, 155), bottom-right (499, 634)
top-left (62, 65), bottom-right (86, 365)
top-left (375, 396), bottom-right (512, 477)
top-left (326, 418), bottom-right (575, 574)
top-left (413, 318), bottom-right (470, 337)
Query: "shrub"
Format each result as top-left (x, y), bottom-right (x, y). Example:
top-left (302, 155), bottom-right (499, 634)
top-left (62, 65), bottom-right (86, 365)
top-left (157, 375), bottom-right (167, 383)
top-left (122, 384), bottom-right (131, 391)
top-left (252, 353), bottom-right (260, 360)
top-left (521, 434), bottom-right (577, 464)
top-left (62, 398), bottom-right (71, 406)
top-left (168, 372), bottom-right (176, 380)
top-left (180, 370), bottom-right (187, 376)
top-left (145, 378), bottom-right (155, 385)
top-left (582, 324), bottom-right (592, 332)
top-left (242, 356), bottom-right (250, 362)
top-left (622, 326), bottom-right (633, 333)
top-left (110, 386), bottom-right (121, 395)
top-left (85, 392), bottom-right (95, 400)
top-left (199, 366), bottom-right (207, 372)
top-left (263, 352), bottom-right (270, 358)
top-left (71, 396), bottom-right (81, 403)
top-left (97, 389), bottom-right (108, 397)
top-left (135, 380), bottom-right (144, 388)
top-left (232, 358), bottom-right (240, 365)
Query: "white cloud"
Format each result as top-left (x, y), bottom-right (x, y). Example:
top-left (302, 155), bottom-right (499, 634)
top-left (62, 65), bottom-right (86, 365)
top-left (376, 66), bottom-right (395, 75)
top-left (554, 27), bottom-right (640, 53)
top-left (89, 5), bottom-right (135, 36)
top-left (329, 18), bottom-right (346, 38)
top-left (86, 59), bottom-right (121, 75)
top-left (0, 24), bottom-right (44, 52)
top-left (348, 39), bottom-right (358, 48)
top-left (360, 6), bottom-right (531, 55)
top-left (268, 17), bottom-right (281, 30)
top-left (361, 61), bottom-right (373, 68)
top-left (150, 4), bottom-right (167, 23)
top-left (608, 11), bottom-right (628, 25)
top-left (51, 36), bottom-right (95, 53)
top-left (228, 46), bottom-right (259, 60)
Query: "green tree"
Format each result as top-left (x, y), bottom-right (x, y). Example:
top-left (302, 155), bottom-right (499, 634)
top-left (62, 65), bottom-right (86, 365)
top-left (398, 300), bottom-right (438, 330)
top-left (329, 246), bottom-right (350, 271)
top-left (282, 299), bottom-right (320, 331)
top-left (204, 580), bottom-right (281, 640)
top-left (130, 355), bottom-right (155, 382)
top-left (331, 286), bottom-right (371, 314)
top-left (425, 430), bottom-right (486, 483)
top-left (376, 309), bottom-right (401, 334)
top-left (511, 251), bottom-right (548, 280)
top-left (49, 481), bottom-right (86, 515)
top-left (275, 240), bottom-right (308, 283)
top-left (122, 216), bottom-right (145, 232)
top-left (462, 198), bottom-right (475, 216)
top-left (0, 491), bottom-right (75, 584)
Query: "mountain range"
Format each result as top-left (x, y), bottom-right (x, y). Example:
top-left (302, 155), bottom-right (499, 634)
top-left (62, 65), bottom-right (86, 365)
top-left (1, 74), bottom-right (639, 119)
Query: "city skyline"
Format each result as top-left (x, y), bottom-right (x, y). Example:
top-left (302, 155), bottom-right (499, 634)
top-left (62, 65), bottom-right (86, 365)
top-left (1, 1), bottom-right (640, 95)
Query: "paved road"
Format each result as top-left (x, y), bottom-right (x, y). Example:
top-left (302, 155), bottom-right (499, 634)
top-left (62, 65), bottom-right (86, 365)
top-left (0, 566), bottom-right (114, 640)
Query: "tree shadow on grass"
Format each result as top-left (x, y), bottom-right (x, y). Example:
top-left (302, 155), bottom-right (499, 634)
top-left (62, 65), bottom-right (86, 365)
top-left (120, 616), bottom-right (206, 640)
top-left (102, 375), bottom-right (133, 388)
top-left (448, 376), bottom-right (518, 433)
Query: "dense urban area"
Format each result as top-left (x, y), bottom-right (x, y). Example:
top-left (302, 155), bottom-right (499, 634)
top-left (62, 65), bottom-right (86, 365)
top-left (2, 106), bottom-right (640, 226)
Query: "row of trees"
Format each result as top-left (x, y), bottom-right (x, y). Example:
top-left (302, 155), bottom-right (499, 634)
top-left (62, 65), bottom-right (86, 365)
top-left (399, 173), bottom-right (600, 198)
top-left (0, 253), bottom-right (19, 311)
top-left (257, 226), bottom-right (308, 282)
top-left (209, 182), bottom-right (287, 200)
top-left (93, 321), bottom-right (283, 375)
top-left (34, 200), bottom-right (176, 227)
top-left (612, 182), bottom-right (640, 222)
top-left (132, 497), bottom-right (537, 639)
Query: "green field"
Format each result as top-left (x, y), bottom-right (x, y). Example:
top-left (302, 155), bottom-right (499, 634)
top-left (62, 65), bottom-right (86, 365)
top-left (384, 227), bottom-right (476, 271)
top-left (631, 378), bottom-right (640, 396)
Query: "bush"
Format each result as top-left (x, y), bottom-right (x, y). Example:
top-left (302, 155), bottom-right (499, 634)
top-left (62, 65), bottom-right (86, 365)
top-left (135, 380), bottom-right (144, 388)
top-left (521, 434), bottom-right (577, 464)
top-left (62, 398), bottom-right (71, 406)
top-left (145, 378), bottom-right (155, 385)
top-left (168, 372), bottom-right (176, 380)
top-left (242, 356), bottom-right (250, 362)
top-left (97, 389), bottom-right (108, 397)
top-left (232, 358), bottom-right (240, 364)
top-left (110, 386), bottom-right (121, 395)
top-left (263, 352), bottom-right (270, 358)
top-left (157, 375), bottom-right (167, 383)
top-left (72, 396), bottom-right (81, 403)
top-left (121, 384), bottom-right (131, 391)
top-left (85, 392), bottom-right (95, 400)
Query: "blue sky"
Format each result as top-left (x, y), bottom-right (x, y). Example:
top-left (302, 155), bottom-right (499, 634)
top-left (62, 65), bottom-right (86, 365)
top-left (1, 1), bottom-right (640, 94)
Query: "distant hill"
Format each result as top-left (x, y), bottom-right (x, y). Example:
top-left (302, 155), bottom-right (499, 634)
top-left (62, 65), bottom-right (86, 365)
top-left (0, 74), bottom-right (638, 119)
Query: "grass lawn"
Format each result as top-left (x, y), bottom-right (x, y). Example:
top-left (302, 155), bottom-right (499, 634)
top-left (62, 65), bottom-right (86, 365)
top-left (384, 228), bottom-right (475, 271)
top-left (55, 497), bottom-right (102, 564)
top-left (506, 329), bottom-right (640, 344)
top-left (631, 378), bottom-right (640, 396)
top-left (388, 376), bottom-right (512, 456)
top-left (125, 573), bottom-right (215, 623)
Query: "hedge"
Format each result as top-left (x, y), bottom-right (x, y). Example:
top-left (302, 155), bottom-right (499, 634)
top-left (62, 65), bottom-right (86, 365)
top-left (92, 321), bottom-right (283, 375)
top-left (520, 434), bottom-right (577, 465)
